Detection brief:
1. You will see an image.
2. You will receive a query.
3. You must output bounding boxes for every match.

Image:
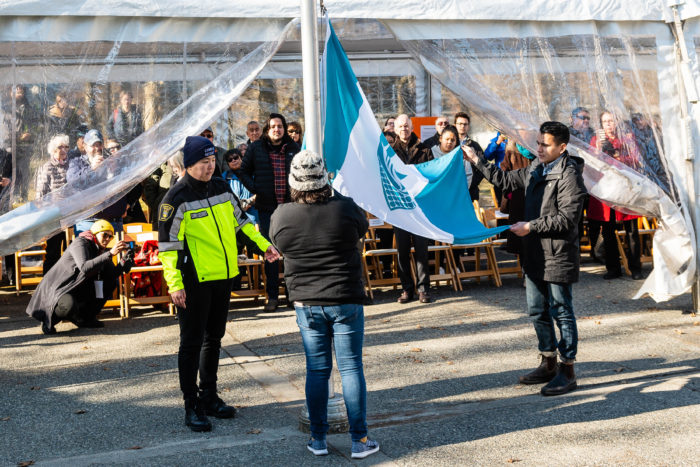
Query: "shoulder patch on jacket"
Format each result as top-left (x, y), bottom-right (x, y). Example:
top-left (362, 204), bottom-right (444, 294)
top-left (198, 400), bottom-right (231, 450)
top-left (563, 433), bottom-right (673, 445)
top-left (159, 203), bottom-right (174, 221)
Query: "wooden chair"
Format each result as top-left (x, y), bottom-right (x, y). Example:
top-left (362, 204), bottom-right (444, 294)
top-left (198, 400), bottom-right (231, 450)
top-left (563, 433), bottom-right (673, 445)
top-left (231, 253), bottom-right (267, 303)
top-left (450, 202), bottom-right (502, 288)
top-left (119, 229), bottom-right (173, 318)
top-left (361, 219), bottom-right (402, 299)
top-left (615, 217), bottom-right (655, 276)
top-left (411, 241), bottom-right (459, 291)
top-left (14, 243), bottom-right (47, 295)
top-left (480, 207), bottom-right (522, 279)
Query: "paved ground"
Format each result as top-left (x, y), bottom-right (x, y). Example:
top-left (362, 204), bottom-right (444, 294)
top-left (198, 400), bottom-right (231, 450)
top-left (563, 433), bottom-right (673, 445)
top-left (1, 260), bottom-right (698, 466)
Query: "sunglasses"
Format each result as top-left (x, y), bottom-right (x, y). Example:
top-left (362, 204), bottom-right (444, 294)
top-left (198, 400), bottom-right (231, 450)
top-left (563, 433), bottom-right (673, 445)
top-left (288, 129), bottom-right (300, 134)
top-left (227, 156), bottom-right (241, 162)
top-left (576, 115), bottom-right (591, 121)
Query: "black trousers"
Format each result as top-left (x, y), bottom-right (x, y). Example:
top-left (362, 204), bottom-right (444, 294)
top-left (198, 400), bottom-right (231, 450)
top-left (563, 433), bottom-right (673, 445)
top-left (394, 227), bottom-right (429, 294)
top-left (53, 276), bottom-right (117, 325)
top-left (588, 218), bottom-right (641, 275)
top-left (177, 277), bottom-right (233, 400)
top-left (44, 232), bottom-right (66, 275)
top-left (258, 210), bottom-right (279, 300)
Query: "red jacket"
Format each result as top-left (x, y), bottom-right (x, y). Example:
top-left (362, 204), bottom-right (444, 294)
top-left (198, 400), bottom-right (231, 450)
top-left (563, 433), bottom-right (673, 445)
top-left (587, 132), bottom-right (641, 222)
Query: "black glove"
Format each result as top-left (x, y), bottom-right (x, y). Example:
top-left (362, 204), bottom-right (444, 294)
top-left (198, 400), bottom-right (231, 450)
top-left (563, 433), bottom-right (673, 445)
top-left (120, 249), bottom-right (135, 273)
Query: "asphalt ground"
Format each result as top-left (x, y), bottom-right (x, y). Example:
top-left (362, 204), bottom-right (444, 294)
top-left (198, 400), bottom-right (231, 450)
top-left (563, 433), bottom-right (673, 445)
top-left (1, 259), bottom-right (698, 466)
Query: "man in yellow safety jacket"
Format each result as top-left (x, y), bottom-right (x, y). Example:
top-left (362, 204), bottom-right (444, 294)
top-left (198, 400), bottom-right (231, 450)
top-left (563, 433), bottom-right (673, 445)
top-left (158, 135), bottom-right (279, 432)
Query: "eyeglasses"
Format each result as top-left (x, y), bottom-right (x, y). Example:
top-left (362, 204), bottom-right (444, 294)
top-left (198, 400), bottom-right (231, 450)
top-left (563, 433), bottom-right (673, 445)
top-left (227, 156), bottom-right (240, 162)
top-left (576, 115), bottom-right (591, 121)
top-left (57, 145), bottom-right (70, 150)
top-left (288, 129), bottom-right (300, 134)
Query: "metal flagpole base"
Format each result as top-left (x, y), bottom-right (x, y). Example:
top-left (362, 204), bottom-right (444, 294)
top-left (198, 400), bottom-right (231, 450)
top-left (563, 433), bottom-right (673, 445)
top-left (299, 393), bottom-right (349, 434)
top-left (299, 353), bottom-right (349, 434)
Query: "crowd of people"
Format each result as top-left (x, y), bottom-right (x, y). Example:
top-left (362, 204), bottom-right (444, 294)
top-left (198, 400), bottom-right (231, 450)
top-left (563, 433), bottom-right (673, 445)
top-left (2, 82), bottom-right (664, 458)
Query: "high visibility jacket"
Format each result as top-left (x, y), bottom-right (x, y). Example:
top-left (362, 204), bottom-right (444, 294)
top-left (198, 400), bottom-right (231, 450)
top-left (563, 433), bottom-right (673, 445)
top-left (157, 172), bottom-right (271, 293)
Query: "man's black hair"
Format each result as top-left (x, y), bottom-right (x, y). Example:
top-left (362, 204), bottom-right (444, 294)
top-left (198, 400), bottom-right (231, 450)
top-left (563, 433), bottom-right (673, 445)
top-left (440, 125), bottom-right (460, 142)
top-left (540, 121), bottom-right (570, 145)
top-left (224, 148), bottom-right (242, 160)
top-left (454, 111), bottom-right (470, 124)
top-left (261, 113), bottom-right (289, 143)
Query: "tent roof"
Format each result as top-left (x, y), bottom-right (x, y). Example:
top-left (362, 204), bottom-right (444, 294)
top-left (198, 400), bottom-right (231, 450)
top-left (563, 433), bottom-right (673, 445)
top-left (0, 0), bottom-right (697, 22)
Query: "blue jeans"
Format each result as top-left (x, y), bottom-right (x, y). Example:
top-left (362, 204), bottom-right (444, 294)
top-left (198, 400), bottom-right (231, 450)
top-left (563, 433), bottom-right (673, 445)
top-left (295, 303), bottom-right (367, 441)
top-left (524, 275), bottom-right (578, 362)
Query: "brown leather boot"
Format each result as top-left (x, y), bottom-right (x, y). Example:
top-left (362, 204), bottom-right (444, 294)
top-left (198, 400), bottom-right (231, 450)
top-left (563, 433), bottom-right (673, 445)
top-left (541, 362), bottom-right (577, 396)
top-left (518, 355), bottom-right (557, 385)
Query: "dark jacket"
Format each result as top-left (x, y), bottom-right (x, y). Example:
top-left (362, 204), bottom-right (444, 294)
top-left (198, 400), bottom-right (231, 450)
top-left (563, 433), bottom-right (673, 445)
top-left (461, 137), bottom-right (485, 201)
top-left (26, 232), bottom-right (128, 327)
top-left (106, 105), bottom-right (143, 145)
top-left (237, 136), bottom-right (300, 213)
top-left (391, 133), bottom-right (432, 165)
top-left (422, 132), bottom-right (440, 149)
top-left (269, 191), bottom-right (369, 304)
top-left (473, 151), bottom-right (587, 283)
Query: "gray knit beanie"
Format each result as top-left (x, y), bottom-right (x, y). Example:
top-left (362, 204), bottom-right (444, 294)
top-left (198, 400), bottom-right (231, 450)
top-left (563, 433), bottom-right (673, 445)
top-left (288, 150), bottom-right (329, 192)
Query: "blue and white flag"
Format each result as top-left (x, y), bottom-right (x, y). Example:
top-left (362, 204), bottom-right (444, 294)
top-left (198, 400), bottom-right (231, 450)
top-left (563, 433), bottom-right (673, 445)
top-left (321, 19), bottom-right (508, 244)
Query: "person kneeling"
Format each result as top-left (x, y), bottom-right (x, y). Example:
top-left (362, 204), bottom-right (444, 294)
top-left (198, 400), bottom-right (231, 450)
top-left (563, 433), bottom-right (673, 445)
top-left (26, 220), bottom-right (133, 334)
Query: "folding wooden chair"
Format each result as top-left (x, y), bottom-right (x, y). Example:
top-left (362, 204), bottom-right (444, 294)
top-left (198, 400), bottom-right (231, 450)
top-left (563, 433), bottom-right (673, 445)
top-left (231, 253), bottom-right (267, 304)
top-left (480, 207), bottom-right (522, 279)
top-left (411, 241), bottom-right (459, 291)
top-left (361, 219), bottom-right (401, 299)
top-left (450, 202), bottom-right (502, 288)
top-left (14, 242), bottom-right (47, 295)
top-left (615, 217), bottom-right (655, 276)
top-left (119, 228), bottom-right (173, 318)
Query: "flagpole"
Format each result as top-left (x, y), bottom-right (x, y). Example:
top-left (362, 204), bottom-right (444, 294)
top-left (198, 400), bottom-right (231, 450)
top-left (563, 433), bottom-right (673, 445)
top-left (298, 0), bottom-right (349, 435)
top-left (300, 0), bottom-right (322, 155)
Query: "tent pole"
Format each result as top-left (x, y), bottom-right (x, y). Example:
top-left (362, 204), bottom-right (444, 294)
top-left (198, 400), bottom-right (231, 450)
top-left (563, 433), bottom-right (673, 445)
top-left (300, 0), bottom-right (322, 155)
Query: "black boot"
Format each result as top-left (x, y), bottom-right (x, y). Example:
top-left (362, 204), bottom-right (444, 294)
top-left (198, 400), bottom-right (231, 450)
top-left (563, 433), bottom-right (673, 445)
top-left (200, 389), bottom-right (237, 419)
top-left (541, 362), bottom-right (577, 396)
top-left (518, 355), bottom-right (557, 384)
top-left (184, 398), bottom-right (212, 432)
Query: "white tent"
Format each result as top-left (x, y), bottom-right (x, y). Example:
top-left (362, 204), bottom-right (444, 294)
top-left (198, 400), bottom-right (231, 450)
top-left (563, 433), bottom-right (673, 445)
top-left (0, 0), bottom-right (698, 303)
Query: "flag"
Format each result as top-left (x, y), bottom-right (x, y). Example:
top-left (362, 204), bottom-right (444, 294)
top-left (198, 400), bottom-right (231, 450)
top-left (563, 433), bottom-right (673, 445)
top-left (321, 18), bottom-right (508, 244)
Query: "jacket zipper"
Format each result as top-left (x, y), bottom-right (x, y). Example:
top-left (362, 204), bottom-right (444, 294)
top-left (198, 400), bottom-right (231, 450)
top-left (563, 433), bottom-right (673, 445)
top-left (206, 196), bottom-right (230, 279)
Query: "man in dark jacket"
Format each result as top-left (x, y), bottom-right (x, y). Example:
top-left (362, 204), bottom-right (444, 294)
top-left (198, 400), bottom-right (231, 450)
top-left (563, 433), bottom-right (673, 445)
top-left (391, 114), bottom-right (433, 304)
top-left (237, 113), bottom-right (300, 311)
top-left (26, 220), bottom-right (133, 334)
top-left (454, 111), bottom-right (485, 201)
top-left (269, 150), bottom-right (380, 459)
top-left (465, 121), bottom-right (587, 396)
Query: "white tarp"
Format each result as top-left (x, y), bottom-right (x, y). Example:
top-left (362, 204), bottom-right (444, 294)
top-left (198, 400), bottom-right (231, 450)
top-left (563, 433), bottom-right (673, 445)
top-left (0, 0), bottom-right (697, 22)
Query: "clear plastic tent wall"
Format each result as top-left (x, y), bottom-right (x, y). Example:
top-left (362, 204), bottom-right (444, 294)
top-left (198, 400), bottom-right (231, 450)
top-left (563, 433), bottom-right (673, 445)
top-left (384, 19), bottom-right (695, 302)
top-left (0, 17), bottom-right (296, 255)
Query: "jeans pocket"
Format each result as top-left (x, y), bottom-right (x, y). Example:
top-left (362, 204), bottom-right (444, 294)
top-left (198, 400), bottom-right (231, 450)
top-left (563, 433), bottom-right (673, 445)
top-left (336, 304), bottom-right (362, 325)
top-left (295, 305), bottom-right (315, 330)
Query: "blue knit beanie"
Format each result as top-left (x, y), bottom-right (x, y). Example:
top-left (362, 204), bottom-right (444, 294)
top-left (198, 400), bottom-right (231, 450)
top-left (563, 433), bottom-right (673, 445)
top-left (183, 136), bottom-right (216, 167)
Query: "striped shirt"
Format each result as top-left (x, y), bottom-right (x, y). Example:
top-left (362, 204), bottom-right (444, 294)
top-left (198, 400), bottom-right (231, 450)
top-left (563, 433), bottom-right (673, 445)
top-left (35, 159), bottom-right (68, 198)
